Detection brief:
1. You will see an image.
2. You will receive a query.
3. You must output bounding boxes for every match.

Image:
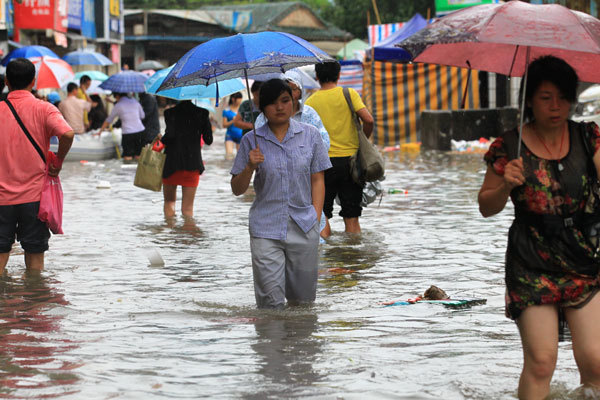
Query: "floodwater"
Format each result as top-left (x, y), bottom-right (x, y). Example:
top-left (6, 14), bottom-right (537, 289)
top-left (0, 130), bottom-right (588, 399)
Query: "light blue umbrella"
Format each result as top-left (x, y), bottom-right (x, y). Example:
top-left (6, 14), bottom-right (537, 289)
top-left (62, 51), bottom-right (113, 66)
top-left (145, 66), bottom-right (245, 100)
top-left (74, 70), bottom-right (109, 82)
top-left (99, 71), bottom-right (148, 93)
top-left (1, 45), bottom-right (59, 66)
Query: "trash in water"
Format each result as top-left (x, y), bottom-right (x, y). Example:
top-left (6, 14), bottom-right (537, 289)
top-left (96, 180), bottom-right (111, 189)
top-left (146, 248), bottom-right (164, 266)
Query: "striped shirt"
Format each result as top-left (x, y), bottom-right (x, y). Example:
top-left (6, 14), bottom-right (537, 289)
top-left (231, 118), bottom-right (332, 240)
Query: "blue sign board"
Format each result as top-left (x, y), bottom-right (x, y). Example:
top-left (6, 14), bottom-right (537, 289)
top-left (68, 0), bottom-right (82, 30)
top-left (81, 0), bottom-right (96, 38)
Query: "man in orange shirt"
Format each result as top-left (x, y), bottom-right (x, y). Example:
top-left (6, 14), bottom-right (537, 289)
top-left (0, 58), bottom-right (74, 272)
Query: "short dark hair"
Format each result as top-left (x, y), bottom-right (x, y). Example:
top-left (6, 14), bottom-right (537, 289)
top-left (259, 79), bottom-right (292, 112)
top-left (79, 74), bottom-right (91, 85)
top-left (6, 58), bottom-right (36, 90)
top-left (250, 80), bottom-right (262, 93)
top-left (228, 91), bottom-right (243, 105)
top-left (314, 61), bottom-right (341, 84)
top-left (520, 55), bottom-right (578, 121)
top-left (66, 82), bottom-right (79, 93)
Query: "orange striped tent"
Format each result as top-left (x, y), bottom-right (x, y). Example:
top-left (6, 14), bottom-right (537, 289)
top-left (363, 61), bottom-right (480, 146)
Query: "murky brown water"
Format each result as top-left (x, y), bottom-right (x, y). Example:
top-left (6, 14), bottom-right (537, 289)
top-left (0, 130), bottom-right (587, 399)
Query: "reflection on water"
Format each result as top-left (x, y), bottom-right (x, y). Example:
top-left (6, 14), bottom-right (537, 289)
top-left (0, 271), bottom-right (79, 398)
top-left (244, 311), bottom-right (322, 399)
top-left (0, 131), bottom-right (589, 398)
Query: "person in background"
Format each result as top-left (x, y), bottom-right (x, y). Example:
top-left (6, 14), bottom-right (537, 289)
top-left (223, 92), bottom-right (243, 157)
top-left (230, 79), bottom-right (331, 309)
top-left (161, 101), bottom-right (213, 218)
top-left (255, 70), bottom-right (331, 241)
top-left (100, 93), bottom-right (145, 161)
top-left (0, 74), bottom-right (6, 101)
top-left (478, 56), bottom-right (600, 399)
top-left (76, 75), bottom-right (92, 130)
top-left (0, 58), bottom-right (74, 273)
top-left (139, 92), bottom-right (160, 145)
top-left (46, 92), bottom-right (61, 108)
top-left (306, 61), bottom-right (374, 238)
top-left (58, 82), bottom-right (91, 135)
top-left (233, 81), bottom-right (262, 136)
top-left (88, 94), bottom-right (107, 131)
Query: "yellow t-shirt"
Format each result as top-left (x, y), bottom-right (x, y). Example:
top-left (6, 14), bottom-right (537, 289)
top-left (305, 86), bottom-right (366, 157)
top-left (76, 88), bottom-right (89, 126)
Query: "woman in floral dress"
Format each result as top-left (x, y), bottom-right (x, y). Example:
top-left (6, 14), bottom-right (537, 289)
top-left (479, 56), bottom-right (600, 399)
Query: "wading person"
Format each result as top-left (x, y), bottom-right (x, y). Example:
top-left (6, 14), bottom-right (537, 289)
top-left (230, 79), bottom-right (331, 309)
top-left (305, 61), bottom-right (374, 237)
top-left (233, 81), bottom-right (262, 136)
top-left (223, 92), bottom-right (243, 157)
top-left (100, 93), bottom-right (145, 161)
top-left (161, 100), bottom-right (213, 219)
top-left (478, 56), bottom-right (600, 399)
top-left (0, 58), bottom-right (74, 273)
top-left (58, 82), bottom-right (91, 134)
top-left (255, 70), bottom-right (330, 240)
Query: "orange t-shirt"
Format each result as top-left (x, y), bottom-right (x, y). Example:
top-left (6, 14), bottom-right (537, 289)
top-left (0, 90), bottom-right (73, 205)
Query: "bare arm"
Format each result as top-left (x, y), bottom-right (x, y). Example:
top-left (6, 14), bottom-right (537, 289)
top-left (231, 146), bottom-right (264, 196)
top-left (357, 107), bottom-right (374, 138)
top-left (232, 112), bottom-right (253, 130)
top-left (48, 130), bottom-right (74, 177)
top-left (478, 158), bottom-right (524, 217)
top-left (311, 171), bottom-right (325, 223)
top-left (223, 116), bottom-right (234, 128)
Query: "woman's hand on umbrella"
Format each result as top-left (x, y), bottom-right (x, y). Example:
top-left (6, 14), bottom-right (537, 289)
top-left (248, 145), bottom-right (264, 170)
top-left (504, 158), bottom-right (525, 190)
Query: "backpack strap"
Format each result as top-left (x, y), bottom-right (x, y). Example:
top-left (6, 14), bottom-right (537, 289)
top-left (2, 99), bottom-right (46, 163)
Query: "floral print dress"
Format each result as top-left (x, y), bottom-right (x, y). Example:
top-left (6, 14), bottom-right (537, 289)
top-left (484, 121), bottom-right (600, 320)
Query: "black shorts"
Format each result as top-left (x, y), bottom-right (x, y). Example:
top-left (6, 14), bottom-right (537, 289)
top-left (0, 202), bottom-right (51, 253)
top-left (121, 130), bottom-right (144, 157)
top-left (323, 156), bottom-right (363, 219)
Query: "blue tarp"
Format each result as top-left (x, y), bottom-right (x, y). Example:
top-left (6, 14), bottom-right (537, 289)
top-left (370, 14), bottom-right (429, 61)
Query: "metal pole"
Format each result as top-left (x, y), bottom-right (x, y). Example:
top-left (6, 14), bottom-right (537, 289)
top-left (517, 46), bottom-right (530, 159)
top-left (243, 69), bottom-right (258, 148)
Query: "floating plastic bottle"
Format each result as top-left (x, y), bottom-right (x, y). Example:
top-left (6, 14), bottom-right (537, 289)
top-left (388, 188), bottom-right (408, 195)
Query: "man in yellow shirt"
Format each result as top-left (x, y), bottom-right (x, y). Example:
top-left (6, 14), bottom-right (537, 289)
top-left (76, 75), bottom-right (92, 130)
top-left (305, 61), bottom-right (374, 237)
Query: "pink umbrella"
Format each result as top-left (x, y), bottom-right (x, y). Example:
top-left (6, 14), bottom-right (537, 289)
top-left (30, 56), bottom-right (75, 90)
top-left (398, 0), bottom-right (600, 155)
top-left (399, 1), bottom-right (600, 82)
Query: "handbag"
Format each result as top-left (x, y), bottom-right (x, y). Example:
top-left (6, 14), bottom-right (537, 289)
top-left (134, 137), bottom-right (166, 192)
top-left (342, 87), bottom-right (385, 185)
top-left (4, 99), bottom-right (64, 234)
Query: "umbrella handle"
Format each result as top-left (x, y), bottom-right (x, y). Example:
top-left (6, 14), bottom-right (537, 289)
top-left (243, 69), bottom-right (259, 149)
top-left (517, 46), bottom-right (530, 159)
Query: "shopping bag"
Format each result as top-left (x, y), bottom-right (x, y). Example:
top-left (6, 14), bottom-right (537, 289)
top-left (38, 152), bottom-right (64, 234)
top-left (342, 88), bottom-right (385, 185)
top-left (134, 142), bottom-right (166, 192)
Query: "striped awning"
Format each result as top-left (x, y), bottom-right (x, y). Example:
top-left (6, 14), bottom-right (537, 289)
top-left (363, 61), bottom-right (480, 146)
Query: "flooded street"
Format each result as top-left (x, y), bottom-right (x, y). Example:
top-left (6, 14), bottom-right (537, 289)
top-left (0, 130), bottom-right (583, 399)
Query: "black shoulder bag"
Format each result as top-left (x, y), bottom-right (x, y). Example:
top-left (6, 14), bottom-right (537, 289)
top-left (3, 99), bottom-right (46, 163)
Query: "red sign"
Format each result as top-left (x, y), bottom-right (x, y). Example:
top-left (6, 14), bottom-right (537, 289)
top-left (14, 0), bottom-right (68, 33)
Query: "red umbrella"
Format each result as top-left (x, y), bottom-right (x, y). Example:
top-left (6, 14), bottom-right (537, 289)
top-left (398, 0), bottom-right (600, 155)
top-left (399, 1), bottom-right (600, 82)
top-left (30, 56), bottom-right (75, 90)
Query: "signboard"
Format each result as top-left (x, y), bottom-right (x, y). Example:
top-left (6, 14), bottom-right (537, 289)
top-left (13, 0), bottom-right (67, 32)
top-left (81, 0), bottom-right (95, 38)
top-left (435, 0), bottom-right (499, 15)
top-left (0, 0), bottom-right (5, 30)
top-left (95, 0), bottom-right (122, 43)
top-left (67, 0), bottom-right (81, 30)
